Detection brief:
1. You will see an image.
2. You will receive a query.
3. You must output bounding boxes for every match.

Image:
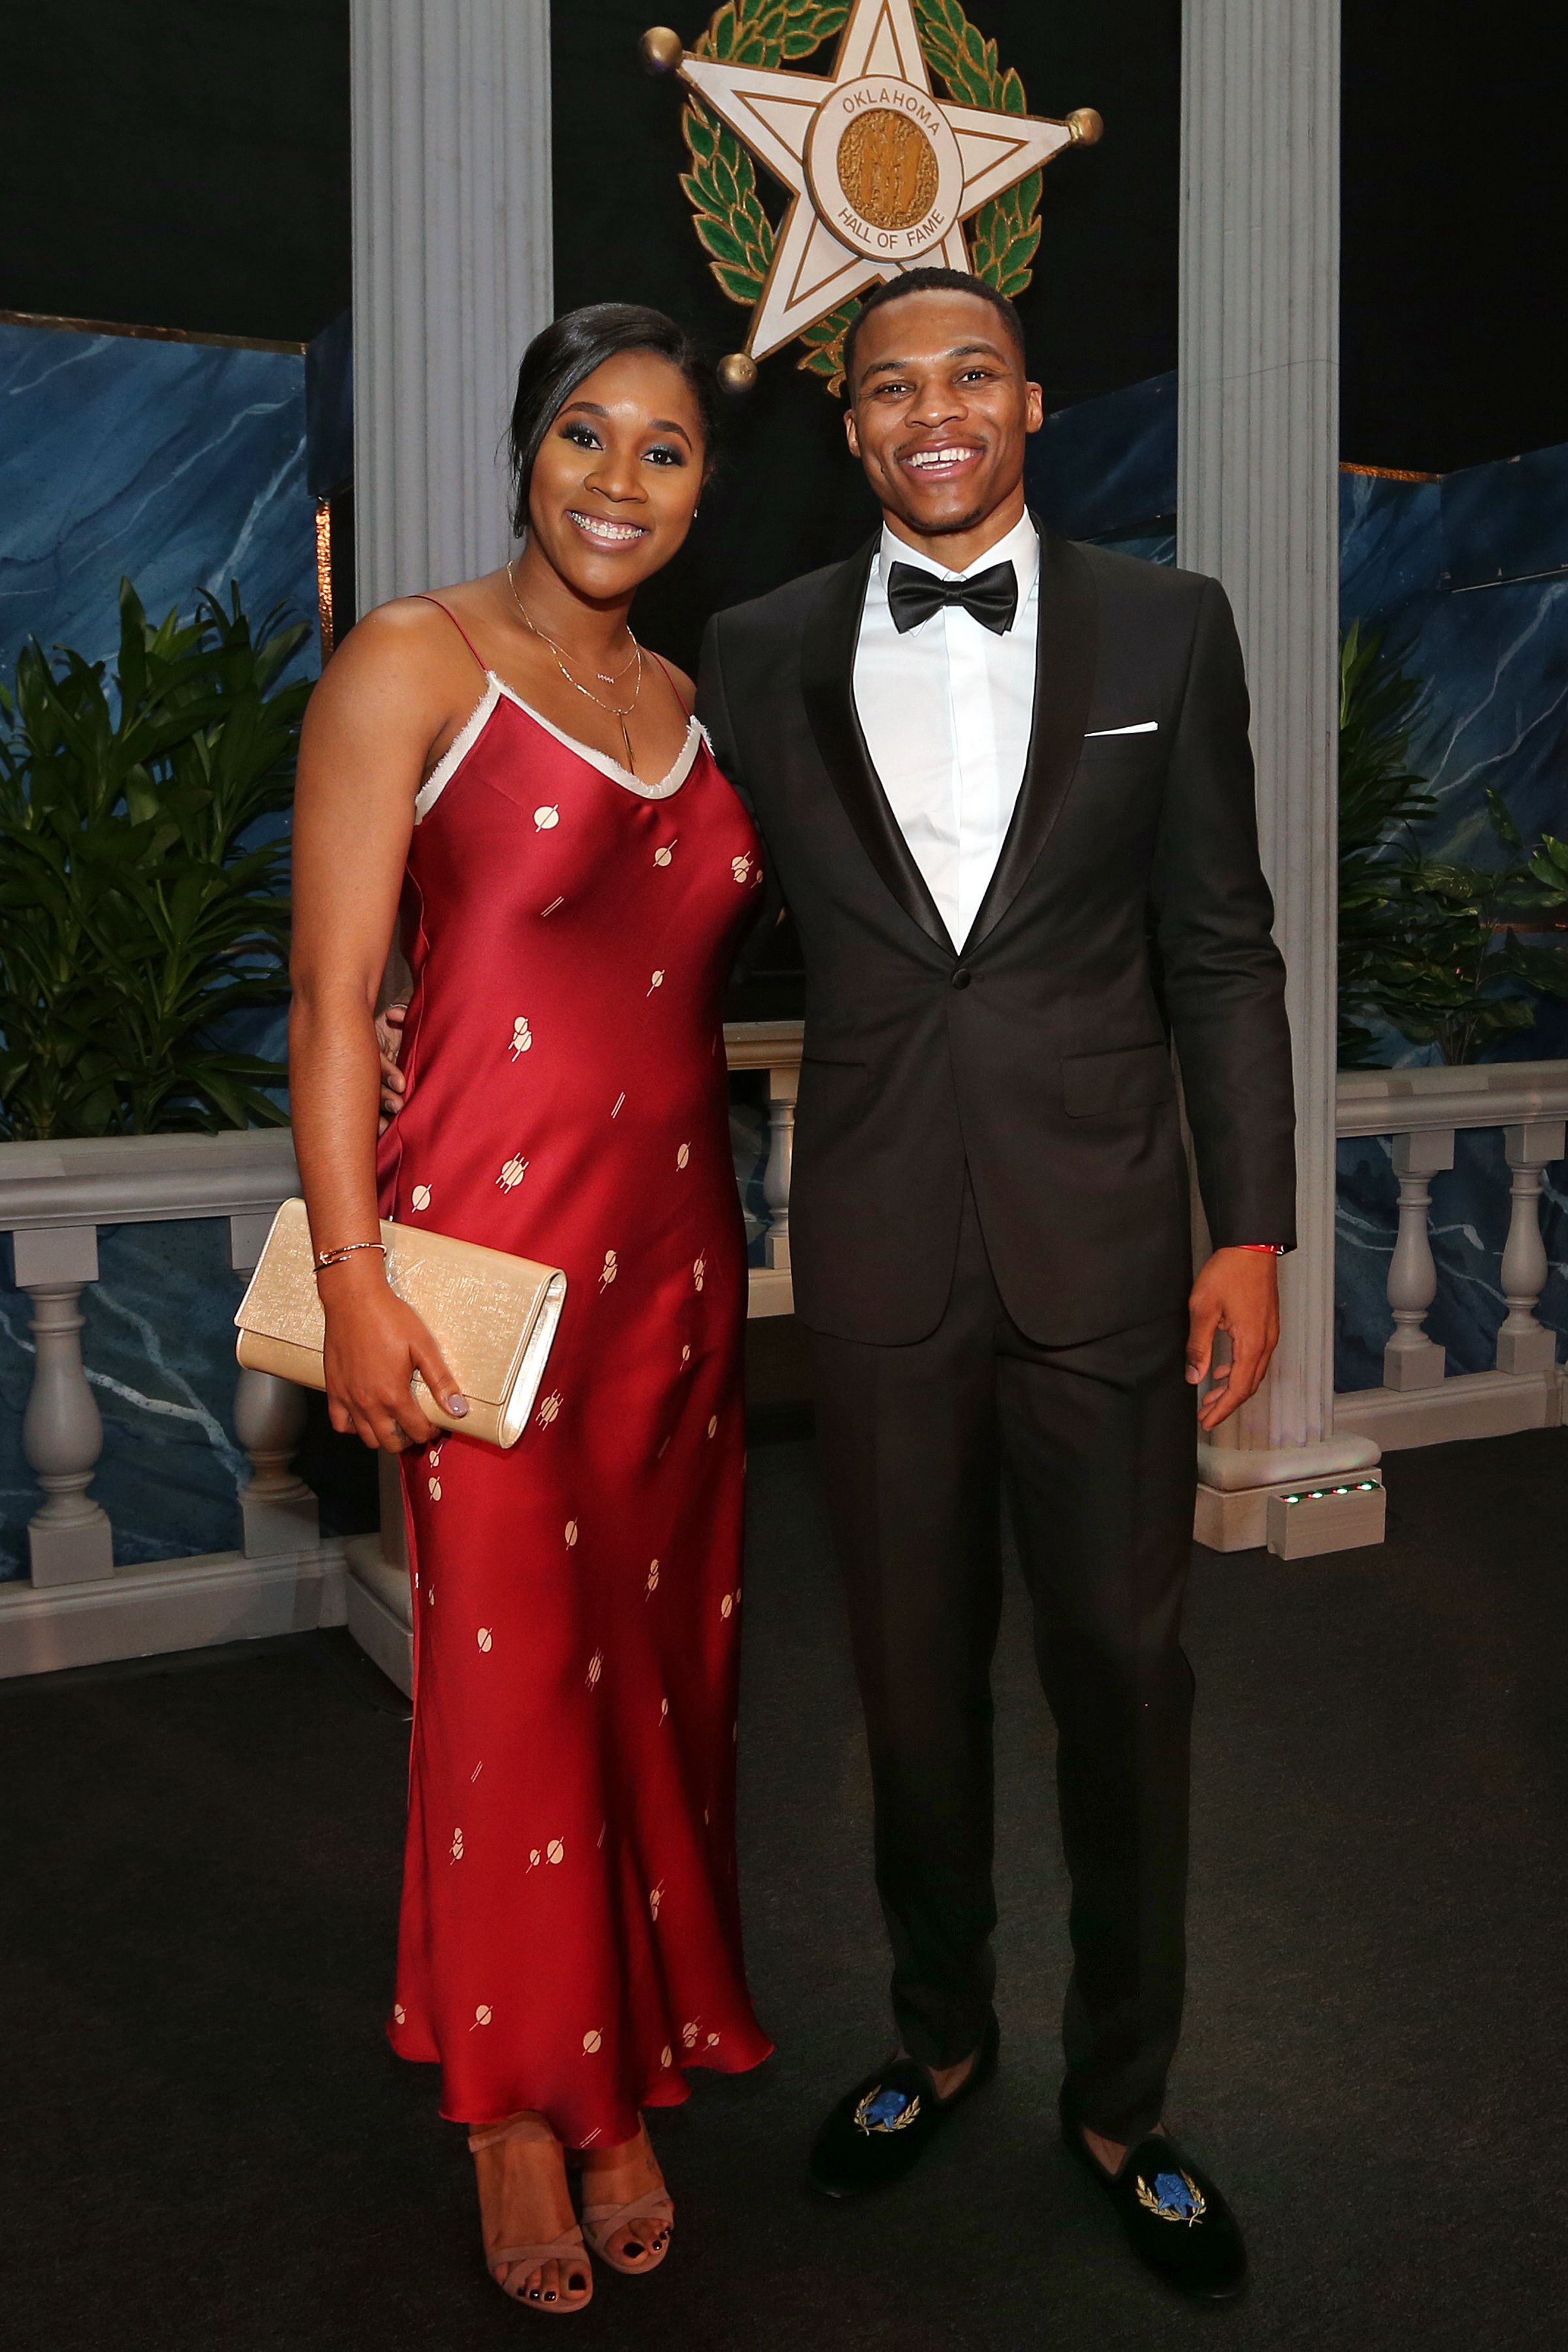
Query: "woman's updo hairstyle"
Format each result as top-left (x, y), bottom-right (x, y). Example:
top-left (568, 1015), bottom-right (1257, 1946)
top-left (507, 304), bottom-right (721, 538)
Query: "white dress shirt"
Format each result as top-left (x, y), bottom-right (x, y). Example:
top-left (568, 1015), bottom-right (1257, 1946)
top-left (853, 510), bottom-right (1040, 950)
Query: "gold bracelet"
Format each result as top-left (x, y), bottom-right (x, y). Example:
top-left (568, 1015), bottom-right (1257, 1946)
top-left (313, 1240), bottom-right (388, 1272)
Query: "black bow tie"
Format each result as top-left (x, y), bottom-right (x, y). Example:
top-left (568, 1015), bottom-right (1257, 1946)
top-left (885, 557), bottom-right (1019, 637)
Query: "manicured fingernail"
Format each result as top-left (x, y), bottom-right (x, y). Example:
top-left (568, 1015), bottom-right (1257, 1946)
top-left (447, 1394), bottom-right (468, 1416)
top-left (624, 2239), bottom-right (644, 2257)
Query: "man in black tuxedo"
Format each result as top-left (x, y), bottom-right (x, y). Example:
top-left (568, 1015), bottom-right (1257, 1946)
top-left (698, 269), bottom-right (1294, 2302)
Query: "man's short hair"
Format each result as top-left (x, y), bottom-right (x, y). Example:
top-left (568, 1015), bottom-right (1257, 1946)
top-left (841, 268), bottom-right (1026, 395)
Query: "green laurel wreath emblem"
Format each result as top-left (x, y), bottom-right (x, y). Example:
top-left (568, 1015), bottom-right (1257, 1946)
top-left (680, 0), bottom-right (1044, 393)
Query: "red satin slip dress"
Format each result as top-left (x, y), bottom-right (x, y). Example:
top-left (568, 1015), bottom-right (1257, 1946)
top-left (376, 600), bottom-right (772, 2142)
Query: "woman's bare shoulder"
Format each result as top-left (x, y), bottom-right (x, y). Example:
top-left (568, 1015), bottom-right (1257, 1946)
top-left (651, 652), bottom-right (696, 711)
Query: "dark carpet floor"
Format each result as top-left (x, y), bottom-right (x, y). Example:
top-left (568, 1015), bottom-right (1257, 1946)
top-left (4, 1429), bottom-right (1567, 2351)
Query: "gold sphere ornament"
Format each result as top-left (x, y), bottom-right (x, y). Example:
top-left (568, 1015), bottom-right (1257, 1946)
top-left (717, 351), bottom-right (759, 394)
top-left (1066, 106), bottom-right (1104, 146)
top-left (640, 25), bottom-right (684, 73)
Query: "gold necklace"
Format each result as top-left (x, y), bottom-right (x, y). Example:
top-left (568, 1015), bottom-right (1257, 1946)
top-left (506, 561), bottom-right (644, 768)
top-left (508, 561), bottom-right (639, 681)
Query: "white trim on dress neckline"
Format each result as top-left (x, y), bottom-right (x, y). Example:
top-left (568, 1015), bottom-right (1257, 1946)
top-left (414, 671), bottom-right (702, 824)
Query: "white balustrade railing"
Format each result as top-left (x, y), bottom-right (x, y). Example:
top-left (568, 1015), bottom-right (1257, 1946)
top-left (1335, 1060), bottom-right (1568, 1448)
top-left (8, 1036), bottom-right (1557, 1682)
top-left (0, 1128), bottom-right (335, 1678)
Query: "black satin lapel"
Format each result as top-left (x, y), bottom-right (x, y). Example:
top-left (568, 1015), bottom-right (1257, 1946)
top-left (800, 538), bottom-right (953, 953)
top-left (966, 528), bottom-right (1100, 951)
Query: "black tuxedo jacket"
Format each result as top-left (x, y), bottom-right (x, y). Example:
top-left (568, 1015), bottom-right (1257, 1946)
top-left (697, 521), bottom-right (1296, 1348)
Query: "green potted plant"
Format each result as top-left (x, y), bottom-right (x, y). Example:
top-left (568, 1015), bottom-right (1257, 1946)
top-left (1337, 623), bottom-right (1568, 1065)
top-left (0, 581), bottom-right (310, 1140)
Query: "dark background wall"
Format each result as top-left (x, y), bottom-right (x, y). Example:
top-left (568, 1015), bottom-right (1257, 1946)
top-left (1, 1), bottom-right (1565, 630)
top-left (0, 1), bottom-right (351, 349)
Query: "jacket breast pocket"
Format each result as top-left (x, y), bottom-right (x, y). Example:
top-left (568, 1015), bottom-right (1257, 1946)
top-left (1061, 1040), bottom-right (1175, 1119)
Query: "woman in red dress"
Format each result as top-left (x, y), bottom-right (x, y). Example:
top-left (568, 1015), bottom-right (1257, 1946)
top-left (289, 306), bottom-right (772, 2314)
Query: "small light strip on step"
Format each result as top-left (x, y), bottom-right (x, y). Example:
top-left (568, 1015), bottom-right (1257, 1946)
top-left (1280, 1482), bottom-right (1381, 1505)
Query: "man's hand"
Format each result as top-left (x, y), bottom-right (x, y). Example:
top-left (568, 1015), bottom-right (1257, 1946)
top-left (376, 1001), bottom-right (409, 1132)
top-left (1186, 1248), bottom-right (1281, 1430)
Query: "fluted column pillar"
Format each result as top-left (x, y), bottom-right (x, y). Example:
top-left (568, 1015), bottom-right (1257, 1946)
top-left (1179, 0), bottom-right (1383, 1554)
top-left (351, 0), bottom-right (554, 612)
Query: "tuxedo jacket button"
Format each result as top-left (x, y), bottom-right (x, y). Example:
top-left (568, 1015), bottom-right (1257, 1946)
top-left (950, 968), bottom-right (972, 990)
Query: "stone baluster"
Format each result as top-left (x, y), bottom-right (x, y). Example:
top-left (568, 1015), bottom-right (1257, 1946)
top-left (13, 1224), bottom-right (114, 1587)
top-left (1495, 1119), bottom-right (1566, 1377)
top-left (1382, 1128), bottom-right (1454, 1390)
top-left (231, 1212), bottom-right (320, 1559)
top-left (762, 1061), bottom-right (797, 1273)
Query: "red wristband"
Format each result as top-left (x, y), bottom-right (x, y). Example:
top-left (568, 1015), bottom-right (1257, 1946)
top-left (1236, 1243), bottom-right (1283, 1254)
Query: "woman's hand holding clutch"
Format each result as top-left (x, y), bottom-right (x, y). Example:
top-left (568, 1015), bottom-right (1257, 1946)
top-left (318, 1252), bottom-right (468, 1451)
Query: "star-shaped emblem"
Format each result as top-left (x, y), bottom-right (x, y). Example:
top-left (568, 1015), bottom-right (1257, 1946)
top-left (647, 0), bottom-right (1099, 365)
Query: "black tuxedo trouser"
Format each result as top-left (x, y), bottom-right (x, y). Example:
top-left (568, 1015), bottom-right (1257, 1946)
top-left (808, 1176), bottom-right (1197, 2147)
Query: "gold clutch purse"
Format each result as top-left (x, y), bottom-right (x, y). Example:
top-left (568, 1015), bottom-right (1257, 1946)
top-left (234, 1198), bottom-right (567, 1449)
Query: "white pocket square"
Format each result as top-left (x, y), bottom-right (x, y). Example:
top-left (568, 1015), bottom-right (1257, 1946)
top-left (1085, 720), bottom-right (1158, 738)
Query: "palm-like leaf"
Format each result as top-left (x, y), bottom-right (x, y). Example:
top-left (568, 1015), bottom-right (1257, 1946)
top-left (0, 581), bottom-right (308, 1139)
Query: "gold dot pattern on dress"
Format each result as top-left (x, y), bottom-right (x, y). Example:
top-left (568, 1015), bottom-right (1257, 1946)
top-left (587, 1651), bottom-right (603, 1687)
top-left (661, 2044), bottom-right (674, 2069)
top-left (474, 2004), bottom-right (493, 2025)
top-left (564, 1519), bottom-right (578, 1546)
top-left (646, 1559), bottom-right (660, 1595)
top-left (476, 1627), bottom-right (493, 1652)
top-left (534, 805), bottom-right (559, 830)
top-left (411, 1183), bottom-right (432, 1211)
top-left (583, 2028), bottom-right (603, 2053)
top-left (546, 1838), bottom-right (565, 1865)
top-left (677, 1143), bottom-right (691, 1169)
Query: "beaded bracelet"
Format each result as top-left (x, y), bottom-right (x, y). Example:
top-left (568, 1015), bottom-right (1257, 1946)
top-left (313, 1239), bottom-right (388, 1272)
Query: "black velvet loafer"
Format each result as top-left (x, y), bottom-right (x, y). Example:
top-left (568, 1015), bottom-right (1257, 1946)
top-left (1062, 2099), bottom-right (1248, 2302)
top-left (808, 2018), bottom-right (1000, 2198)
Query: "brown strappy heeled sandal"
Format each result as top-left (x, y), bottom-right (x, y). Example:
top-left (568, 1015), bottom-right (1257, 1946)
top-left (580, 2181), bottom-right (676, 2276)
top-left (468, 2112), bottom-right (593, 2313)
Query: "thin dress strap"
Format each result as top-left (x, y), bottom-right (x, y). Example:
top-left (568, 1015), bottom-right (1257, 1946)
top-left (414, 595), bottom-right (489, 674)
top-left (647, 648), bottom-right (694, 718)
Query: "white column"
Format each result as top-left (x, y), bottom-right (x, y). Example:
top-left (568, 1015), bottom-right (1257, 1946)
top-left (1180, 0), bottom-right (1382, 1554)
top-left (12, 1225), bottom-right (114, 1588)
top-left (229, 1213), bottom-right (321, 1557)
top-left (351, 0), bottom-right (555, 612)
top-left (1382, 1129), bottom-right (1454, 1390)
top-left (1495, 1119), bottom-right (1566, 1377)
top-left (762, 1062), bottom-right (798, 1273)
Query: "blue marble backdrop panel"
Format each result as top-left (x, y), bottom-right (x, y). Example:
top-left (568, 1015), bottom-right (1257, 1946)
top-left (0, 321), bottom-right (317, 673)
